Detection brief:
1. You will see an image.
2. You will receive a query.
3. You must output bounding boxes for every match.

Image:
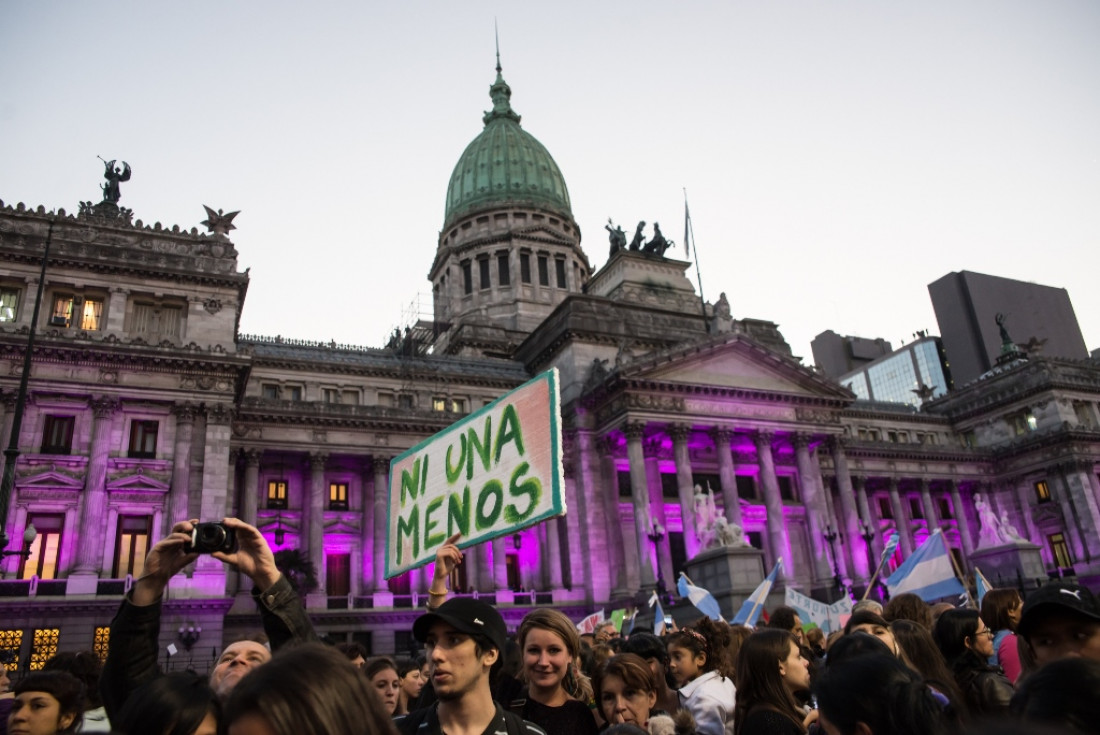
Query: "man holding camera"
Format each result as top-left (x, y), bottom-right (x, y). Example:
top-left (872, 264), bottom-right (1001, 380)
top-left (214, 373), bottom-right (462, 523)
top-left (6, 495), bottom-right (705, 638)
top-left (101, 517), bottom-right (318, 718)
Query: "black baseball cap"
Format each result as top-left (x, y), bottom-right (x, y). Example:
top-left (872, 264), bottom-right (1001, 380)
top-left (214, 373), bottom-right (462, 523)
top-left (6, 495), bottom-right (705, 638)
top-left (412, 598), bottom-right (507, 653)
top-left (1018, 582), bottom-right (1100, 639)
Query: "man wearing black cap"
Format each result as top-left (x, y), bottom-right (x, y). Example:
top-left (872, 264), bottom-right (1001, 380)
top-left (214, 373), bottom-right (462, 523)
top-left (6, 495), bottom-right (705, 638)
top-left (397, 597), bottom-right (545, 735)
top-left (1017, 581), bottom-right (1100, 666)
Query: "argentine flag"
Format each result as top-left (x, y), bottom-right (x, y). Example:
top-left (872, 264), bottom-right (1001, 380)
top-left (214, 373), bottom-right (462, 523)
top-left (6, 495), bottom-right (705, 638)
top-left (677, 573), bottom-right (723, 620)
top-left (886, 529), bottom-right (965, 602)
top-left (654, 598), bottom-right (667, 635)
top-left (975, 567), bottom-right (992, 605)
top-left (732, 559), bottom-right (782, 626)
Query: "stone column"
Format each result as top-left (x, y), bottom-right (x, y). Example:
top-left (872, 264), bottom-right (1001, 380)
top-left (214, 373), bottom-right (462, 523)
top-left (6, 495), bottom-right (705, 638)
top-left (72, 397), bottom-right (118, 580)
top-left (599, 436), bottom-right (635, 596)
top-left (670, 424), bottom-right (699, 558)
top-left (545, 517), bottom-right (565, 591)
top-left (372, 457), bottom-right (389, 595)
top-left (305, 452), bottom-right (328, 603)
top-left (949, 481), bottom-right (974, 556)
top-left (888, 477), bottom-right (914, 557)
top-left (1014, 479), bottom-right (1040, 545)
top-left (0, 392), bottom-right (16, 457)
top-left (625, 422), bottom-right (656, 588)
top-left (644, 436), bottom-right (675, 589)
top-left (167, 404), bottom-right (197, 526)
top-left (241, 450), bottom-right (261, 528)
top-left (492, 537), bottom-right (510, 594)
top-left (711, 427), bottom-right (742, 527)
top-left (755, 431), bottom-right (791, 580)
top-left (1059, 463), bottom-right (1100, 560)
top-left (829, 438), bottom-right (861, 578)
top-left (794, 434), bottom-right (832, 583)
top-left (919, 478), bottom-right (940, 533)
top-left (192, 404), bottom-right (235, 592)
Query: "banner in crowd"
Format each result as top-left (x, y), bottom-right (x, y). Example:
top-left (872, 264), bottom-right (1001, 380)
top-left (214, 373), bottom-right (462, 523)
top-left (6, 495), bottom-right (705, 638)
top-left (385, 369), bottom-right (565, 577)
top-left (784, 587), bottom-right (853, 634)
top-left (576, 610), bottom-right (606, 634)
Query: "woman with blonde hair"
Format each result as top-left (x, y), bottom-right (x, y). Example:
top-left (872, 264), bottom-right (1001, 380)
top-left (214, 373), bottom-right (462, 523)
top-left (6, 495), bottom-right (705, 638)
top-left (515, 608), bottom-right (599, 735)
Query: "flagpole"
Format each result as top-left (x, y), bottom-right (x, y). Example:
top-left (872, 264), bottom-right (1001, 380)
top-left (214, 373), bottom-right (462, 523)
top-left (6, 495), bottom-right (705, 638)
top-left (861, 532), bottom-right (899, 601)
top-left (683, 189), bottom-right (707, 329)
top-left (943, 531), bottom-right (974, 608)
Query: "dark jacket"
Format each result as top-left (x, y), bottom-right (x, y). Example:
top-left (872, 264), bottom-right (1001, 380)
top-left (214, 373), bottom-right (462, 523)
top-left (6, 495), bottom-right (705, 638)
top-left (955, 656), bottom-right (1014, 717)
top-left (100, 574), bottom-right (316, 719)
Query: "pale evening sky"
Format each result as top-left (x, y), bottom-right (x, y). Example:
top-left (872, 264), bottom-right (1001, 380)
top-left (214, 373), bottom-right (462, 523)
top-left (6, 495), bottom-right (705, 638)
top-left (2, 1), bottom-right (1098, 365)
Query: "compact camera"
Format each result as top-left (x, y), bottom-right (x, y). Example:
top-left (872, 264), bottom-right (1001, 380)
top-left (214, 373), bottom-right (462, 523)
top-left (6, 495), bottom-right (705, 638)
top-left (184, 522), bottom-right (238, 554)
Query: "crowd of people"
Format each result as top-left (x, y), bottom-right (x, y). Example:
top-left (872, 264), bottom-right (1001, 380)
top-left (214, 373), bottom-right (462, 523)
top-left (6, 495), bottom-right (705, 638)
top-left (2, 519), bottom-right (1100, 735)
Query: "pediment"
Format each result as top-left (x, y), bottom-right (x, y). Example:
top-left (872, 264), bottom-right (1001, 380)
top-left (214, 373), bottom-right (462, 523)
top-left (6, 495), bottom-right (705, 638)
top-left (323, 518), bottom-right (362, 535)
top-left (512, 225), bottom-right (576, 246)
top-left (621, 334), bottom-right (853, 401)
top-left (107, 471), bottom-right (170, 493)
top-left (17, 469), bottom-right (85, 489)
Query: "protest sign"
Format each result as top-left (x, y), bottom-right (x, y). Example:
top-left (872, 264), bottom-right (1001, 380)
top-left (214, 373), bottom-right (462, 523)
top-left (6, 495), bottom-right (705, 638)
top-left (385, 369), bottom-right (565, 578)
top-left (784, 587), bottom-right (853, 634)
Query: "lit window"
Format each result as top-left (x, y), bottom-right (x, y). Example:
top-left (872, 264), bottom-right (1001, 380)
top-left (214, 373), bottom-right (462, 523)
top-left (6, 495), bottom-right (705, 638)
top-left (1007, 410), bottom-right (1037, 436)
top-left (1049, 532), bottom-right (1072, 569)
top-left (128, 420), bottom-right (158, 458)
top-left (329, 482), bottom-right (349, 510)
top-left (80, 298), bottom-right (104, 330)
top-left (0, 630), bottom-right (24, 671)
top-left (1034, 480), bottom-right (1051, 504)
top-left (451, 398), bottom-right (467, 413)
top-left (433, 397), bottom-right (447, 412)
top-left (21, 515), bottom-right (64, 580)
top-left (0, 286), bottom-right (20, 322)
top-left (113, 515), bottom-right (151, 578)
top-left (267, 480), bottom-right (288, 509)
top-left (29, 628), bottom-right (59, 671)
top-left (49, 295), bottom-right (74, 327)
top-left (93, 626), bottom-right (110, 663)
top-left (41, 415), bottom-right (75, 454)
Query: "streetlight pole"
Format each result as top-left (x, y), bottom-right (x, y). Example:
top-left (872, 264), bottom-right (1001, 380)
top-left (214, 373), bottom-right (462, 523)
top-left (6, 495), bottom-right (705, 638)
top-left (0, 219), bottom-right (53, 558)
top-left (646, 519), bottom-right (668, 605)
top-left (859, 519), bottom-right (876, 598)
top-left (823, 523), bottom-right (843, 592)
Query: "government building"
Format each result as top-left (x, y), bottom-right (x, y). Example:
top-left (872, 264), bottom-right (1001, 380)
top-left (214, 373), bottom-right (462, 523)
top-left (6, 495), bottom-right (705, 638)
top-left (2, 60), bottom-right (1099, 671)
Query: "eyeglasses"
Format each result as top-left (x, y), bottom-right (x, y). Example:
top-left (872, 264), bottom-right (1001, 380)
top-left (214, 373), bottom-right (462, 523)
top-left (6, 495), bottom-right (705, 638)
top-left (975, 629), bottom-right (995, 638)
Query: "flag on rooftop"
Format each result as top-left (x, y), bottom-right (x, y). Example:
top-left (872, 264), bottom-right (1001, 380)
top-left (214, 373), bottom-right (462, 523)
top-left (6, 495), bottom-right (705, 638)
top-left (886, 529), bottom-right (966, 602)
top-left (732, 559), bottom-right (782, 626)
top-left (677, 573), bottom-right (723, 621)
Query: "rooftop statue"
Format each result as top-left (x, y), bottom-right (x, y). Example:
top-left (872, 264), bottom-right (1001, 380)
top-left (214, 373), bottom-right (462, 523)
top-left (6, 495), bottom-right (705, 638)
top-left (605, 218), bottom-right (627, 257)
top-left (202, 206), bottom-right (240, 237)
top-left (642, 221), bottom-right (673, 256)
top-left (98, 156), bottom-right (131, 203)
top-left (628, 221), bottom-right (646, 251)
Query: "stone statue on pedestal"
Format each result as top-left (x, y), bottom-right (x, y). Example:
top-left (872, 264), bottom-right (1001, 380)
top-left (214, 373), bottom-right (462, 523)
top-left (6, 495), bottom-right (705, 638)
top-left (695, 483), bottom-right (749, 550)
top-left (974, 492), bottom-right (1006, 548)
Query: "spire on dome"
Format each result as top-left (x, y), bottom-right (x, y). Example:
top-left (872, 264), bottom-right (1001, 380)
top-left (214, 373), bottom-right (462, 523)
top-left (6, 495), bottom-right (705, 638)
top-left (484, 26), bottom-right (521, 125)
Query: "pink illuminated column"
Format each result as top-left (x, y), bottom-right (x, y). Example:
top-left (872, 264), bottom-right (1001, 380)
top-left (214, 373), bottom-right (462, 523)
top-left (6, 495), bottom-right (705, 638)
top-left (624, 422), bottom-right (657, 589)
top-left (371, 456), bottom-right (389, 593)
top-left (491, 537), bottom-right (508, 591)
top-left (670, 424), bottom-right (698, 558)
top-left (710, 427), bottom-right (742, 527)
top-left (919, 478), bottom-right (939, 533)
top-left (73, 397), bottom-right (118, 574)
top-left (598, 435), bottom-right (634, 596)
top-left (949, 481), bottom-right (975, 555)
top-left (854, 477), bottom-right (881, 560)
top-left (828, 438), bottom-right (862, 578)
top-left (754, 431), bottom-right (791, 580)
top-left (793, 434), bottom-right (832, 583)
top-left (168, 403), bottom-right (196, 525)
top-left (306, 452), bottom-right (328, 598)
top-left (887, 477), bottom-right (914, 557)
top-left (1012, 480), bottom-right (1039, 545)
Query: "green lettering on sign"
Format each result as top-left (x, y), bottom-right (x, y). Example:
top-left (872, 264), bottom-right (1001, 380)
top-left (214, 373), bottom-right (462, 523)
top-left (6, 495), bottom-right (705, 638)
top-left (467, 416), bottom-right (493, 480)
top-left (447, 486), bottom-right (471, 537)
top-left (424, 495), bottom-right (445, 549)
top-left (476, 479), bottom-right (504, 530)
top-left (396, 505), bottom-right (419, 565)
top-left (494, 404), bottom-right (525, 463)
top-left (504, 461), bottom-right (541, 523)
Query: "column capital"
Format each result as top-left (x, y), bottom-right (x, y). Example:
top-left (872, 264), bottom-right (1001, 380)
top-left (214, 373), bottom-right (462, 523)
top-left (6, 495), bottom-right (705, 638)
top-left (791, 432), bottom-right (812, 450)
top-left (371, 455), bottom-right (391, 474)
top-left (752, 429), bottom-right (774, 450)
top-left (244, 448), bottom-right (262, 466)
top-left (595, 434), bottom-right (619, 459)
top-left (668, 423), bottom-right (691, 443)
top-left (642, 437), bottom-right (667, 459)
top-left (89, 396), bottom-right (119, 419)
top-left (1, 392), bottom-right (18, 410)
top-left (623, 422), bottom-right (647, 441)
top-left (205, 403), bottom-right (236, 424)
top-left (708, 426), bottom-right (734, 446)
top-left (887, 476), bottom-right (900, 491)
top-left (826, 435), bottom-right (847, 453)
top-left (307, 451), bottom-right (329, 469)
top-left (171, 402), bottom-right (199, 423)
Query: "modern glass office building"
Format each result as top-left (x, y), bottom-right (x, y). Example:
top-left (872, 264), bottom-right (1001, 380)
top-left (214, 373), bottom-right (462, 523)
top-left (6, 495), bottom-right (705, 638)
top-left (840, 336), bottom-right (952, 406)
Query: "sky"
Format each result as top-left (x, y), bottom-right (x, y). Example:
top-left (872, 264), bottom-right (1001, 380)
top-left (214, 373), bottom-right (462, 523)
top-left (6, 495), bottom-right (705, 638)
top-left (2, 1), bottom-right (1098, 363)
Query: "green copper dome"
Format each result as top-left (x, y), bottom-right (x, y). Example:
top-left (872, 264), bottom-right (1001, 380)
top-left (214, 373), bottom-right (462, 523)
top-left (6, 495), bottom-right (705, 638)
top-left (443, 63), bottom-right (572, 230)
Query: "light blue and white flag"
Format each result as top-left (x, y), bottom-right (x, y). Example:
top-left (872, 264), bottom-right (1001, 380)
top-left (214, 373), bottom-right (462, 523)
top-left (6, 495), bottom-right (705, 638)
top-left (886, 529), bottom-right (965, 602)
top-left (654, 598), bottom-right (667, 635)
top-left (677, 573), bottom-right (723, 620)
top-left (732, 559), bottom-right (782, 626)
top-left (975, 567), bottom-right (992, 605)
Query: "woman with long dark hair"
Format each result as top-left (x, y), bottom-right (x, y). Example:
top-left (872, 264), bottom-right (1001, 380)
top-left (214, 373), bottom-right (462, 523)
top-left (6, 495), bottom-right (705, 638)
top-left (815, 653), bottom-right (951, 735)
top-left (980, 588), bottom-right (1023, 684)
top-left (932, 608), bottom-right (1013, 718)
top-left (112, 673), bottom-right (218, 735)
top-left (732, 630), bottom-right (811, 735)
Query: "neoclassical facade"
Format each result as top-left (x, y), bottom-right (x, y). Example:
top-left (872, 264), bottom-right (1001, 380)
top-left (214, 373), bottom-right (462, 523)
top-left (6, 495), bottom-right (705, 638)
top-left (1, 63), bottom-right (1099, 670)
